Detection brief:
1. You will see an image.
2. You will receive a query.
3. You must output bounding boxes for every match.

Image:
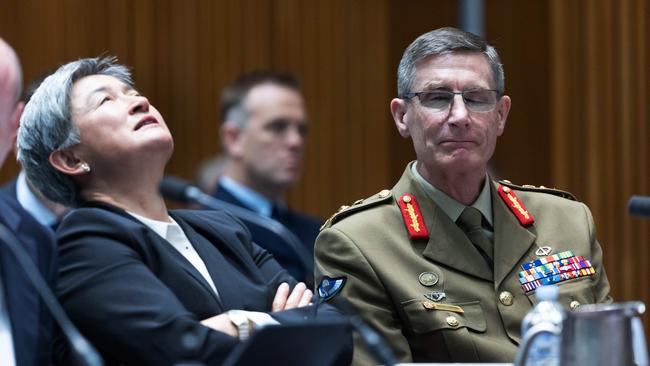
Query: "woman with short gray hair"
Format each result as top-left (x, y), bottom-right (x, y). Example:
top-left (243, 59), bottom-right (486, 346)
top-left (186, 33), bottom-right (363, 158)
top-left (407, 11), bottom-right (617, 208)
top-left (17, 57), bottom-right (334, 366)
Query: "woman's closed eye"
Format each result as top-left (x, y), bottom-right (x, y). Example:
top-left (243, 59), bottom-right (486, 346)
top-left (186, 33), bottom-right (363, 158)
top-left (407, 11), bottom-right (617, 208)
top-left (99, 95), bottom-right (112, 105)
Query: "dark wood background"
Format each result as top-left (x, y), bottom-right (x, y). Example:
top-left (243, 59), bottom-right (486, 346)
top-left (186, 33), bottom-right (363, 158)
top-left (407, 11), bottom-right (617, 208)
top-left (2, 0), bottom-right (649, 338)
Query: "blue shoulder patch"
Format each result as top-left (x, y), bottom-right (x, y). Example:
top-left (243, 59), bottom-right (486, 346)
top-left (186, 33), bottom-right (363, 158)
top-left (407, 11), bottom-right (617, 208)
top-left (317, 276), bottom-right (347, 301)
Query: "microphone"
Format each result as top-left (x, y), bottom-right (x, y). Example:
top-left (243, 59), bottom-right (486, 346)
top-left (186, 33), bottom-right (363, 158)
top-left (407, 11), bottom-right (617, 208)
top-left (160, 176), bottom-right (313, 276)
top-left (0, 223), bottom-right (103, 366)
top-left (629, 196), bottom-right (650, 218)
top-left (311, 289), bottom-right (397, 366)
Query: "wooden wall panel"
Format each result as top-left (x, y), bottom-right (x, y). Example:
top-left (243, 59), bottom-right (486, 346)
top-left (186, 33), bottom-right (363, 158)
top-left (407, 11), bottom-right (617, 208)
top-left (486, 0), bottom-right (552, 185)
top-left (549, 0), bottom-right (650, 335)
top-left (0, 0), bottom-right (394, 219)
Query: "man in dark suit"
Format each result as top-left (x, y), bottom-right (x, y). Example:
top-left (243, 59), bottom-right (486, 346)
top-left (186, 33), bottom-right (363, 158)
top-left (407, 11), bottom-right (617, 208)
top-left (0, 170), bottom-right (69, 231)
top-left (213, 72), bottom-right (322, 284)
top-left (1, 70), bottom-right (69, 231)
top-left (0, 37), bottom-right (57, 366)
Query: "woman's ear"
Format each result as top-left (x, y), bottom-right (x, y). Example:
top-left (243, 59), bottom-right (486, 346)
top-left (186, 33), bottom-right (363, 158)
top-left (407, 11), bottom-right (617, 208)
top-left (49, 149), bottom-right (90, 176)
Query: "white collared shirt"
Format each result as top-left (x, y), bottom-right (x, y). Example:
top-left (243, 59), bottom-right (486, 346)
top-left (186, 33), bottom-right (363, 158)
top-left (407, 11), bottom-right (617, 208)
top-left (0, 271), bottom-right (17, 366)
top-left (128, 212), bottom-right (219, 297)
top-left (219, 176), bottom-right (273, 217)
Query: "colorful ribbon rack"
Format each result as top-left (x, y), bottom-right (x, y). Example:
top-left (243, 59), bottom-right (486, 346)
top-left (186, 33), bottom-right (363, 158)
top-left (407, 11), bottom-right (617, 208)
top-left (518, 250), bottom-right (596, 293)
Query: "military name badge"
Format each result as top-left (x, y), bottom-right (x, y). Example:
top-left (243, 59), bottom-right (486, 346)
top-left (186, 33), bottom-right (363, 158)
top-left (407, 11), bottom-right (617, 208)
top-left (498, 185), bottom-right (535, 226)
top-left (517, 250), bottom-right (596, 293)
top-left (318, 276), bottom-right (347, 301)
top-left (398, 194), bottom-right (429, 240)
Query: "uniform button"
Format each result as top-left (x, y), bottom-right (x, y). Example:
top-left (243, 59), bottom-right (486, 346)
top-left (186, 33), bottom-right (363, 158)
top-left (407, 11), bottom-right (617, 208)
top-left (378, 189), bottom-right (391, 198)
top-left (499, 291), bottom-right (514, 306)
top-left (502, 186), bottom-right (511, 193)
top-left (570, 300), bottom-right (581, 310)
top-left (446, 315), bottom-right (459, 327)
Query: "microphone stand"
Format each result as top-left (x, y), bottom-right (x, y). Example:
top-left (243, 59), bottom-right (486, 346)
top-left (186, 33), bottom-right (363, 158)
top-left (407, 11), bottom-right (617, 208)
top-left (0, 223), bottom-right (103, 366)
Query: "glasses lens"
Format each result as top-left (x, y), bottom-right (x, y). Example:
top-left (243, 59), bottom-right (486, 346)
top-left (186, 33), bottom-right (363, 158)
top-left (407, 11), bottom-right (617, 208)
top-left (463, 90), bottom-right (497, 112)
top-left (417, 91), bottom-right (453, 110)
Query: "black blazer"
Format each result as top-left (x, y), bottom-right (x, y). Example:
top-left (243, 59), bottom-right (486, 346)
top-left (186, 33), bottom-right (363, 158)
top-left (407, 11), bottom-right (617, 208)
top-left (55, 201), bottom-right (340, 365)
top-left (213, 182), bottom-right (322, 283)
top-left (0, 195), bottom-right (56, 366)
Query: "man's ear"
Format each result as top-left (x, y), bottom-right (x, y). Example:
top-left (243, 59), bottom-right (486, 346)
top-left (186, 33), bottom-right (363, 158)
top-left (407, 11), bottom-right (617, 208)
top-left (11, 101), bottom-right (23, 130)
top-left (49, 149), bottom-right (88, 176)
top-left (495, 95), bottom-right (511, 136)
top-left (220, 122), bottom-right (243, 158)
top-left (390, 98), bottom-right (411, 138)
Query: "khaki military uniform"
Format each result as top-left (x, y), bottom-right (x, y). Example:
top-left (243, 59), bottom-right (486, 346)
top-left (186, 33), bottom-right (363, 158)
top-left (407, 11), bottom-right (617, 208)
top-left (315, 164), bottom-right (611, 364)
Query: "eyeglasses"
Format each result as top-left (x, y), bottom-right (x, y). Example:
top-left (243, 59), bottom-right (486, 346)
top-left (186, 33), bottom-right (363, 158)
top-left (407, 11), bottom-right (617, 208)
top-left (402, 89), bottom-right (499, 113)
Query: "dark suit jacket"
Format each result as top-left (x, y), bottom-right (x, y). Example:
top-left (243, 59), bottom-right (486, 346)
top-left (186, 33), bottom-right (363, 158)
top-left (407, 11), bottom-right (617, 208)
top-left (0, 194), bottom-right (57, 366)
top-left (55, 201), bottom-right (344, 365)
top-left (213, 182), bottom-right (322, 283)
top-left (0, 177), bottom-right (17, 199)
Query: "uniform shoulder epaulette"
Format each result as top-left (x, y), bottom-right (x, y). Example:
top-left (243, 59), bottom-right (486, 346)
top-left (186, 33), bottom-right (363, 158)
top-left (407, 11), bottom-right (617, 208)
top-left (320, 189), bottom-right (393, 231)
top-left (498, 180), bottom-right (577, 201)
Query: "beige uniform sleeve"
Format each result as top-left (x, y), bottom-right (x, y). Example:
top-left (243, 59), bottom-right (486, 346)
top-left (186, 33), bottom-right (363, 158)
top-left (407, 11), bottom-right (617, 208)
top-left (315, 227), bottom-right (413, 365)
top-left (582, 202), bottom-right (613, 303)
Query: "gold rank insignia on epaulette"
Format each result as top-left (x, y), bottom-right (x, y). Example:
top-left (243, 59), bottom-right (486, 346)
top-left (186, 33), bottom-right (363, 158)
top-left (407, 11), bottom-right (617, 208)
top-left (398, 193), bottom-right (429, 240)
top-left (320, 189), bottom-right (393, 231)
top-left (498, 180), bottom-right (577, 201)
top-left (497, 184), bottom-right (535, 227)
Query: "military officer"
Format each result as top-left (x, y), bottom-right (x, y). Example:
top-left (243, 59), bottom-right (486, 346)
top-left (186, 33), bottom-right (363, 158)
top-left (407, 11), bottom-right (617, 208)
top-left (314, 27), bottom-right (612, 364)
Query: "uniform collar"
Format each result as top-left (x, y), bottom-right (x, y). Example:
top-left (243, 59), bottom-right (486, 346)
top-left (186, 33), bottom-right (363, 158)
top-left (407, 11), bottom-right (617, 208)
top-left (410, 162), bottom-right (493, 227)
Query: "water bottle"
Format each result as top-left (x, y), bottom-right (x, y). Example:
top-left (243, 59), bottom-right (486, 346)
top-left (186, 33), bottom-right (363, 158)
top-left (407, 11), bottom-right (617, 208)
top-left (519, 285), bottom-right (565, 366)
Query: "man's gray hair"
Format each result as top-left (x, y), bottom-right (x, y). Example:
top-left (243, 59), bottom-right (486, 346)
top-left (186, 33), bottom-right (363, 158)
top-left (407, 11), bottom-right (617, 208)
top-left (397, 27), bottom-right (505, 98)
top-left (17, 56), bottom-right (133, 207)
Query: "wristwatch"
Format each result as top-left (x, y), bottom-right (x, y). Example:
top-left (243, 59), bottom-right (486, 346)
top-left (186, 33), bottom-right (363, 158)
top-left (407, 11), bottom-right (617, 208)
top-left (227, 310), bottom-right (250, 341)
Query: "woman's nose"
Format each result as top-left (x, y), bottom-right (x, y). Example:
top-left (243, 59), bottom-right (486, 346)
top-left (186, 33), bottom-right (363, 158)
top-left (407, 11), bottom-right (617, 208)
top-left (129, 95), bottom-right (150, 114)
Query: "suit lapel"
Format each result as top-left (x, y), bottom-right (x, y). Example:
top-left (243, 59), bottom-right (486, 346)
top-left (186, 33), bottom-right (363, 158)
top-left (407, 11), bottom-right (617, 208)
top-left (0, 199), bottom-right (38, 366)
top-left (173, 212), bottom-right (263, 311)
top-left (395, 166), bottom-right (493, 281)
top-left (143, 219), bottom-right (225, 309)
top-left (491, 181), bottom-right (537, 287)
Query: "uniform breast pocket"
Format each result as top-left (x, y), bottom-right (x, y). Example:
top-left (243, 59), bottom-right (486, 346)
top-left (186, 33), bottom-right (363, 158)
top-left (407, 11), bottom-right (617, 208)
top-left (527, 277), bottom-right (596, 309)
top-left (400, 299), bottom-right (487, 334)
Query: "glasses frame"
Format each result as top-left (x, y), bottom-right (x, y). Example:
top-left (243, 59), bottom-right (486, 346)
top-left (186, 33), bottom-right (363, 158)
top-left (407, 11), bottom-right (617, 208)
top-left (401, 89), bottom-right (500, 113)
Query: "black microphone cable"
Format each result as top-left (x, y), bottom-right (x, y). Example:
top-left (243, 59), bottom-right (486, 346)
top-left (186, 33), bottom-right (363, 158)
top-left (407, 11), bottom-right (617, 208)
top-left (0, 223), bottom-right (103, 366)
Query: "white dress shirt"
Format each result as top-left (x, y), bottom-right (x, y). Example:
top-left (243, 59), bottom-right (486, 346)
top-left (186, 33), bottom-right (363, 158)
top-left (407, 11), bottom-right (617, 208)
top-left (128, 212), bottom-right (219, 297)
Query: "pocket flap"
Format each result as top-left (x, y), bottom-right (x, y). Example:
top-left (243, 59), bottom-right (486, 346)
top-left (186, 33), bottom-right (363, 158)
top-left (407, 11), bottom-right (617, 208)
top-left (401, 299), bottom-right (487, 334)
